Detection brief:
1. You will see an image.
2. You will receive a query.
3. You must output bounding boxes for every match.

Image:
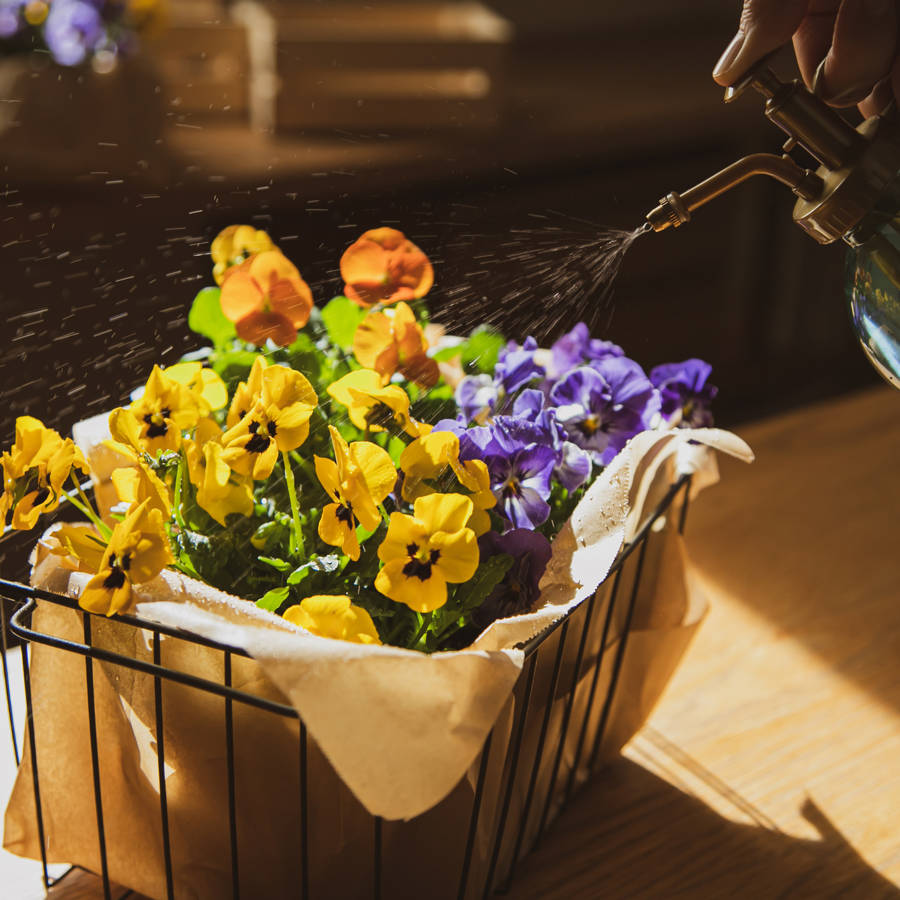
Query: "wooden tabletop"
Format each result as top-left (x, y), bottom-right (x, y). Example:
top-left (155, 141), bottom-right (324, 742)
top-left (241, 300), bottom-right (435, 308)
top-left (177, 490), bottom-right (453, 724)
top-left (2, 385), bottom-right (899, 898)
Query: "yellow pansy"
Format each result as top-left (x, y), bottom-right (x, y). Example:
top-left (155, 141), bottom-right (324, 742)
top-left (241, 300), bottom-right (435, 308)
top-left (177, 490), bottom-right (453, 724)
top-left (221, 363), bottom-right (318, 480)
top-left (79, 499), bottom-right (174, 617)
top-left (110, 458), bottom-right (172, 519)
top-left (163, 362), bottom-right (228, 415)
top-left (283, 595), bottom-right (381, 645)
top-left (314, 425), bottom-right (396, 560)
top-left (352, 302), bottom-right (439, 388)
top-left (327, 369), bottom-right (427, 438)
top-left (110, 365), bottom-right (200, 456)
top-left (211, 224), bottom-right (275, 285)
top-left (49, 524), bottom-right (107, 573)
top-left (375, 493), bottom-right (479, 613)
top-left (226, 355), bottom-right (266, 428)
top-left (0, 417), bottom-right (88, 531)
top-left (184, 420), bottom-right (254, 526)
top-left (398, 432), bottom-right (495, 535)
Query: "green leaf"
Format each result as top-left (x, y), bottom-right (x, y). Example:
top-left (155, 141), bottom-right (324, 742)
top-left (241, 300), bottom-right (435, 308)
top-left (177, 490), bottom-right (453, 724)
top-left (188, 287), bottom-right (237, 349)
top-left (461, 327), bottom-right (505, 375)
top-left (321, 295), bottom-right (368, 351)
top-left (258, 556), bottom-right (292, 572)
top-left (287, 566), bottom-right (310, 586)
top-left (256, 586), bottom-right (290, 612)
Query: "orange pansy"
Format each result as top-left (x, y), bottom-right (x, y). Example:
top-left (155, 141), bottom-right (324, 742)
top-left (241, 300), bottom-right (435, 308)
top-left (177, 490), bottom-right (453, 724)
top-left (219, 249), bottom-right (313, 347)
top-left (352, 302), bottom-right (439, 388)
top-left (340, 227), bottom-right (434, 308)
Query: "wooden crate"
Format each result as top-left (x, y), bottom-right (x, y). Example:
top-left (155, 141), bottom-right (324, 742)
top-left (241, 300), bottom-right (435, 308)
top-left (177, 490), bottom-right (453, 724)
top-left (264, 2), bottom-right (512, 133)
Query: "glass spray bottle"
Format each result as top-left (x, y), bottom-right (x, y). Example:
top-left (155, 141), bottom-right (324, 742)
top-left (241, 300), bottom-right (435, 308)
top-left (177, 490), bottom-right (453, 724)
top-left (643, 56), bottom-right (900, 390)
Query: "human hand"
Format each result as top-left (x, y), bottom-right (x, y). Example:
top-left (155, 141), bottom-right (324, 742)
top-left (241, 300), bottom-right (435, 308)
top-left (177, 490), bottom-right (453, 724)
top-left (713, 0), bottom-right (899, 117)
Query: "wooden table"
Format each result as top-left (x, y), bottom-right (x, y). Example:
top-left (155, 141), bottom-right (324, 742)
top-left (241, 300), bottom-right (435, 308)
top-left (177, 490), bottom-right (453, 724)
top-left (2, 386), bottom-right (899, 898)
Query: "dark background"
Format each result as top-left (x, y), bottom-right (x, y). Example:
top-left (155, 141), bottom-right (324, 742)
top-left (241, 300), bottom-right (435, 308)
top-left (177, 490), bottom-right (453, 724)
top-left (0, 0), bottom-right (878, 451)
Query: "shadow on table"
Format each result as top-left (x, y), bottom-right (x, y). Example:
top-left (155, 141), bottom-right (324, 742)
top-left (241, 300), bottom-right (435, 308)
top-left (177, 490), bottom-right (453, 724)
top-left (506, 757), bottom-right (900, 900)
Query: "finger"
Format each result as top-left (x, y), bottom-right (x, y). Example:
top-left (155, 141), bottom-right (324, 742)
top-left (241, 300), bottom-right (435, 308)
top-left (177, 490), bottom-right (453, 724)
top-left (713, 0), bottom-right (810, 85)
top-left (816, 0), bottom-right (898, 106)
top-left (857, 74), bottom-right (895, 116)
top-left (793, 0), bottom-right (842, 86)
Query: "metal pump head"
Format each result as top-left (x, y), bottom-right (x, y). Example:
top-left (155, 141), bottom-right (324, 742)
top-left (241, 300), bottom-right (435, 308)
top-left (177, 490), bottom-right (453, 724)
top-left (645, 55), bottom-right (900, 246)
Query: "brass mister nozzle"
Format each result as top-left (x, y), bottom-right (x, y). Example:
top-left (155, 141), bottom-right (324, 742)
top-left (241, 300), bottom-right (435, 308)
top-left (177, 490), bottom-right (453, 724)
top-left (645, 154), bottom-right (823, 232)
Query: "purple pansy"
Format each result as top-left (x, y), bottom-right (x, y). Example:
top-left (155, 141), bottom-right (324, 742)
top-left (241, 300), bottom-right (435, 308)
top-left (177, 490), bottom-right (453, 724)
top-left (550, 358), bottom-right (660, 465)
top-left (549, 322), bottom-right (624, 378)
top-left (494, 336), bottom-right (545, 393)
top-left (454, 374), bottom-right (500, 424)
top-left (485, 443), bottom-right (557, 529)
top-left (44, 0), bottom-right (105, 67)
top-left (650, 359), bottom-right (717, 428)
top-left (512, 389), bottom-right (591, 492)
top-left (473, 529), bottom-right (553, 629)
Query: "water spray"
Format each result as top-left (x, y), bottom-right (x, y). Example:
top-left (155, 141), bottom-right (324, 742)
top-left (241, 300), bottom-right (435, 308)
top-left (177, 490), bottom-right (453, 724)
top-left (639, 54), bottom-right (900, 389)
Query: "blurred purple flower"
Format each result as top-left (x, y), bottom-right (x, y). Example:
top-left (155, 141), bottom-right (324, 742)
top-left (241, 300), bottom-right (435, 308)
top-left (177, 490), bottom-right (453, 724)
top-left (0, 2), bottom-right (23, 39)
top-left (495, 336), bottom-right (545, 393)
top-left (473, 528), bottom-right (553, 628)
top-left (44, 0), bottom-right (105, 66)
top-left (650, 359), bottom-right (717, 427)
top-left (550, 322), bottom-right (623, 378)
top-left (454, 374), bottom-right (499, 424)
top-left (550, 359), bottom-right (659, 465)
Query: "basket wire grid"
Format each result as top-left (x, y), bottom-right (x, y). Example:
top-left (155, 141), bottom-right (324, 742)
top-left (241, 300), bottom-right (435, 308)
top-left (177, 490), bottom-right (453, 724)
top-left (0, 474), bottom-right (691, 900)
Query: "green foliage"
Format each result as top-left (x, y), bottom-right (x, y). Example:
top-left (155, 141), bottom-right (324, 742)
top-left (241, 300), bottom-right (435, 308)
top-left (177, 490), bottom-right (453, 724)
top-left (461, 326), bottom-right (505, 375)
top-left (188, 287), bottom-right (237, 349)
top-left (321, 295), bottom-right (368, 351)
top-left (256, 586), bottom-right (290, 612)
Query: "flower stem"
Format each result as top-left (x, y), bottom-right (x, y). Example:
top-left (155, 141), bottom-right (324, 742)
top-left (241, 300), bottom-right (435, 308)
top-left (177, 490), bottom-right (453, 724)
top-left (408, 613), bottom-right (432, 651)
top-left (66, 476), bottom-right (112, 539)
top-left (282, 450), bottom-right (305, 558)
top-left (172, 453), bottom-right (187, 532)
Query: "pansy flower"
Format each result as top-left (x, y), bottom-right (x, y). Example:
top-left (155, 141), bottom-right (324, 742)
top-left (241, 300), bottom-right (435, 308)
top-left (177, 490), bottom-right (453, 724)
top-left (327, 369), bottom-right (427, 438)
top-left (473, 529), bottom-right (553, 629)
top-left (650, 359), bottom-right (717, 427)
top-left (110, 365), bottom-right (200, 456)
top-left (162, 361), bottom-right (228, 417)
top-left (211, 224), bottom-right (275, 285)
top-left (0, 416), bottom-right (88, 531)
top-left (550, 358), bottom-right (660, 466)
top-left (226, 355), bottom-right (266, 429)
top-left (340, 227), bottom-right (434, 308)
top-left (352, 301), bottom-right (439, 388)
top-left (494, 336), bottom-right (545, 394)
top-left (375, 493), bottom-right (479, 612)
top-left (222, 363), bottom-right (318, 480)
top-left (219, 249), bottom-right (314, 347)
top-left (454, 374), bottom-right (500, 425)
top-left (110, 457), bottom-right (172, 520)
top-left (79, 499), bottom-right (174, 617)
top-left (398, 431), bottom-right (495, 535)
top-left (549, 322), bottom-right (623, 378)
top-left (314, 426), bottom-right (396, 560)
top-left (283, 596), bottom-right (381, 645)
top-left (184, 419), bottom-right (254, 526)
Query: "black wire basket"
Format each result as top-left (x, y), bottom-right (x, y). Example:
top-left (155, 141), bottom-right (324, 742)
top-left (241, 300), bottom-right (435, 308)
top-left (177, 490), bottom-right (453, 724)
top-left (1, 474), bottom-right (691, 900)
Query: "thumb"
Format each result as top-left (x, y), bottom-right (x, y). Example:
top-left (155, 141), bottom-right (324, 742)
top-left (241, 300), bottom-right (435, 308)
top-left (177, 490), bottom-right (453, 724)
top-left (713, 0), bottom-right (809, 85)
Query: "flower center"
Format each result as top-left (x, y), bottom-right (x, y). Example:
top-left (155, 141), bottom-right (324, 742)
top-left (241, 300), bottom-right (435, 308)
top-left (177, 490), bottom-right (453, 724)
top-left (335, 503), bottom-right (355, 527)
top-left (503, 477), bottom-right (521, 497)
top-left (366, 402), bottom-right (396, 430)
top-left (245, 420), bottom-right (272, 454)
top-left (144, 407), bottom-right (171, 439)
top-left (102, 554), bottom-right (130, 590)
top-left (402, 543), bottom-right (441, 581)
top-left (579, 414), bottom-right (600, 436)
